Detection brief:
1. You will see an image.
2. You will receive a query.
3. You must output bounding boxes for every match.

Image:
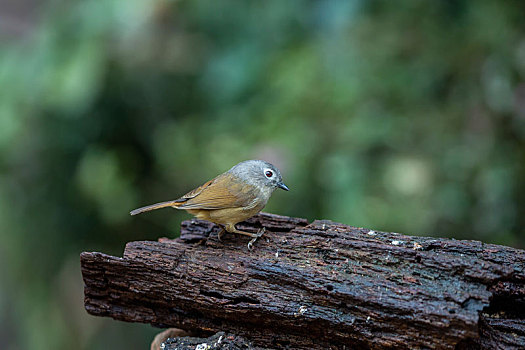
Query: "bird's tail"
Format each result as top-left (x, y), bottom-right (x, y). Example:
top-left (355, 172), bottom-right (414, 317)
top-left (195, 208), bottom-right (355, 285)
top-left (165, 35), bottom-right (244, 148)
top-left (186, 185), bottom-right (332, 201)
top-left (130, 200), bottom-right (180, 216)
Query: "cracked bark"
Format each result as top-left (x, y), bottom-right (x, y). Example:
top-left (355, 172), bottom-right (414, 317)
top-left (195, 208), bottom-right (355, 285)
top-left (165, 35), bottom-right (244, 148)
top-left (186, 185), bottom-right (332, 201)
top-left (80, 213), bottom-right (525, 349)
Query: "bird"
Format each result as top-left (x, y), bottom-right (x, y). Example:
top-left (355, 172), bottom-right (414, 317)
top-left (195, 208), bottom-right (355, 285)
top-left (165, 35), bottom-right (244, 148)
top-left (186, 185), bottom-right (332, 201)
top-left (130, 160), bottom-right (289, 249)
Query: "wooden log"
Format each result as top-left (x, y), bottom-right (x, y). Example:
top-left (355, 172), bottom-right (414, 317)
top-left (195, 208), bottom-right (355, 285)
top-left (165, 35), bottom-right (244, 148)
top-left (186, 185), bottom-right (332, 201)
top-left (80, 213), bottom-right (525, 349)
top-left (154, 330), bottom-right (256, 350)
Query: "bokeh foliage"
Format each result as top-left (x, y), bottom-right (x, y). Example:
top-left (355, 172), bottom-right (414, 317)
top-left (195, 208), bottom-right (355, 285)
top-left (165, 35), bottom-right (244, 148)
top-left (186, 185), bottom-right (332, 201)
top-left (1, 0), bottom-right (524, 349)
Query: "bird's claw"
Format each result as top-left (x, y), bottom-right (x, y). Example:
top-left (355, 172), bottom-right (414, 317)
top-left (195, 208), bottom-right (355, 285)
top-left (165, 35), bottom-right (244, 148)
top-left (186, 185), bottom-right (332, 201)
top-left (217, 228), bottom-right (225, 242)
top-left (247, 227), bottom-right (266, 250)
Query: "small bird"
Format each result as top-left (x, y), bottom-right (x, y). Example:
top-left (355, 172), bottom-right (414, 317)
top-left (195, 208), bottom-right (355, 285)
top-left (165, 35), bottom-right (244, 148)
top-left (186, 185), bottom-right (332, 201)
top-left (130, 160), bottom-right (289, 249)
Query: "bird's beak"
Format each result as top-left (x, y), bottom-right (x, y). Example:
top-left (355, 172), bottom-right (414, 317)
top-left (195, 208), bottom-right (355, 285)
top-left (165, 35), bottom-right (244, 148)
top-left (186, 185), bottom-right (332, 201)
top-left (278, 182), bottom-right (289, 191)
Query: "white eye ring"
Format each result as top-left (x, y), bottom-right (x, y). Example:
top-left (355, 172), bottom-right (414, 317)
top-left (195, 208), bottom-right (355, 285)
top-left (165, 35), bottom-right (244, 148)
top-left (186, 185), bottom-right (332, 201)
top-left (264, 168), bottom-right (274, 178)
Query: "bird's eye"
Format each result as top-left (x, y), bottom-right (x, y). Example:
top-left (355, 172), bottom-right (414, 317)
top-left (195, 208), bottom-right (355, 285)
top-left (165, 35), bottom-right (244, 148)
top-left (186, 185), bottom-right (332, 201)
top-left (265, 170), bottom-right (273, 178)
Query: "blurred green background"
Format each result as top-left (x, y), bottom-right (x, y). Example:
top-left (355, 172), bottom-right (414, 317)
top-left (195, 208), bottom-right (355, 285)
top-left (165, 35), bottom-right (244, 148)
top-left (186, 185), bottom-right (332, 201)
top-left (1, 0), bottom-right (524, 349)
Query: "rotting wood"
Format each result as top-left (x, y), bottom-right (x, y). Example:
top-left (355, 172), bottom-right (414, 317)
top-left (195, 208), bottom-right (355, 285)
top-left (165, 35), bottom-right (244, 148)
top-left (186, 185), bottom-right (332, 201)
top-left (156, 331), bottom-right (255, 350)
top-left (81, 213), bottom-right (525, 349)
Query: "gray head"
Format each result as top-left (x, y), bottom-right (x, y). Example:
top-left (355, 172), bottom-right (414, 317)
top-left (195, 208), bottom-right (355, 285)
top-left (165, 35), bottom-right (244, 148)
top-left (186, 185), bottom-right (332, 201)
top-left (228, 160), bottom-right (289, 192)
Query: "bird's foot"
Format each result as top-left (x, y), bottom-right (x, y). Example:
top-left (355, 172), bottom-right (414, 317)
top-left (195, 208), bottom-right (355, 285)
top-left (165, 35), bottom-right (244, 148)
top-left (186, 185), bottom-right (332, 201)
top-left (194, 238), bottom-right (206, 246)
top-left (247, 227), bottom-right (266, 250)
top-left (217, 228), bottom-right (225, 242)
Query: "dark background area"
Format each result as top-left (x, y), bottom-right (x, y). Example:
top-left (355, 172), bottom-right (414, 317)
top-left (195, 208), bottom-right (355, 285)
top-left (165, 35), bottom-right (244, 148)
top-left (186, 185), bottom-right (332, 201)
top-left (1, 0), bottom-right (524, 349)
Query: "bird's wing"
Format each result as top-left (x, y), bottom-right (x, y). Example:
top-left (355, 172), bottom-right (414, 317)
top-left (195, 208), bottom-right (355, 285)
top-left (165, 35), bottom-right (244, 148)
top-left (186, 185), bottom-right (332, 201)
top-left (175, 173), bottom-right (259, 210)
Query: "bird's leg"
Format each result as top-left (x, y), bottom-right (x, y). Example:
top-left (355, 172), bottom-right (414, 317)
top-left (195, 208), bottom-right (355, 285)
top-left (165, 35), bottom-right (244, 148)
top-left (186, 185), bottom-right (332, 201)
top-left (247, 227), bottom-right (266, 250)
top-left (225, 224), bottom-right (266, 250)
top-left (225, 224), bottom-right (258, 238)
top-left (217, 225), bottom-right (226, 241)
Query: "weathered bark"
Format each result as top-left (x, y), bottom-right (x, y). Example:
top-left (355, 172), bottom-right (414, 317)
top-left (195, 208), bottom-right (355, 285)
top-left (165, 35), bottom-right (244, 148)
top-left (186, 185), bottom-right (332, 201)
top-left (157, 331), bottom-right (256, 350)
top-left (80, 213), bottom-right (525, 349)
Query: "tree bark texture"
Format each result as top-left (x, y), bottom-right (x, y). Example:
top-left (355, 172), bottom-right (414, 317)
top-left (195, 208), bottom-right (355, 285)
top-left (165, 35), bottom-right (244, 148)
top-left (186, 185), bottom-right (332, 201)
top-left (80, 213), bottom-right (525, 349)
top-left (157, 331), bottom-right (255, 350)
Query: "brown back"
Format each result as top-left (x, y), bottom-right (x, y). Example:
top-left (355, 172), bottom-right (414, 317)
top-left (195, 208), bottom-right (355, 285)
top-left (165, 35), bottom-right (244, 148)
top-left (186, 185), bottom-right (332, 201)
top-left (175, 172), bottom-right (259, 210)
